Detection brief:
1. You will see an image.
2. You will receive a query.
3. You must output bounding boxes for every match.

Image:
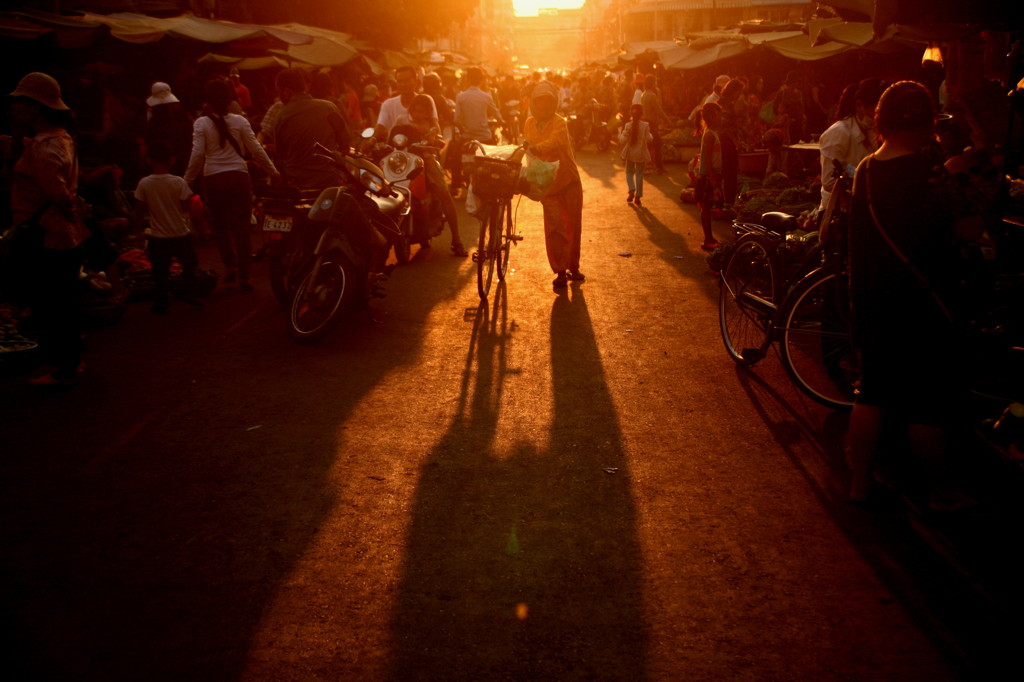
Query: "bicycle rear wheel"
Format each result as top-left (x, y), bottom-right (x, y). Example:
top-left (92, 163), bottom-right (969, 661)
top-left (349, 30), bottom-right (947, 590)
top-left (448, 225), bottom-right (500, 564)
top-left (477, 202), bottom-right (499, 299)
top-left (719, 233), bottom-right (777, 365)
top-left (496, 200), bottom-right (512, 281)
top-left (779, 266), bottom-right (859, 410)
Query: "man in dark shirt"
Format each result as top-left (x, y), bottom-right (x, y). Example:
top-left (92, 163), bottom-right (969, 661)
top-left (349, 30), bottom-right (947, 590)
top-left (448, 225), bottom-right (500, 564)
top-left (273, 68), bottom-right (351, 190)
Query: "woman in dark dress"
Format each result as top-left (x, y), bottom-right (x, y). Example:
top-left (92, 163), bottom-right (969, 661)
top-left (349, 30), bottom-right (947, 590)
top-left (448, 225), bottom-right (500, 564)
top-left (845, 81), bottom-right (979, 510)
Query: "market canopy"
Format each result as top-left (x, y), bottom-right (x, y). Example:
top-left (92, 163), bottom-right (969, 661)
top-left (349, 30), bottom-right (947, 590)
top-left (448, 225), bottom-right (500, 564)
top-left (0, 10), bottom-right (372, 69)
top-left (80, 12), bottom-right (312, 46)
top-left (197, 54), bottom-right (289, 71)
top-left (660, 39), bottom-right (748, 70)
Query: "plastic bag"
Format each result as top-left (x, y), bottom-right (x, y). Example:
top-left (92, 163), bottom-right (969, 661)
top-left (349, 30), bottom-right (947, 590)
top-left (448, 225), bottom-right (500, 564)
top-left (520, 151), bottom-right (560, 201)
top-left (465, 181), bottom-right (483, 218)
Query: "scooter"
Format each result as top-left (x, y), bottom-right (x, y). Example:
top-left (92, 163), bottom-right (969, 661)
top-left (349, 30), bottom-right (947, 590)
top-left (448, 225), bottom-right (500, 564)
top-left (377, 130), bottom-right (445, 261)
top-left (288, 142), bottom-right (407, 342)
top-left (568, 99), bottom-right (610, 151)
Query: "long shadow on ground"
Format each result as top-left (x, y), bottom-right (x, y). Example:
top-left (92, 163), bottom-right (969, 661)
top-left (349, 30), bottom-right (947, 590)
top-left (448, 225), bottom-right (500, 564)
top-left (733, 362), bottom-right (1022, 680)
top-left (0, 252), bottom-right (471, 680)
top-left (390, 285), bottom-right (647, 680)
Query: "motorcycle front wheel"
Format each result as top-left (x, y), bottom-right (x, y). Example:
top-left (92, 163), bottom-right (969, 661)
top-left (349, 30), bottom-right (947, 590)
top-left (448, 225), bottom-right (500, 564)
top-left (289, 249), bottom-right (356, 342)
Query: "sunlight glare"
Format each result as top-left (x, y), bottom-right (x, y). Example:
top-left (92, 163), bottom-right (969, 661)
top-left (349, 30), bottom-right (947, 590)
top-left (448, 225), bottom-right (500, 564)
top-left (512, 0), bottom-right (585, 16)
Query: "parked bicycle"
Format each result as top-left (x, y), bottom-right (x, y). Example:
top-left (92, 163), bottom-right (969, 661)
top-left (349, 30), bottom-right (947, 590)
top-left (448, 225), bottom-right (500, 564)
top-left (718, 161), bottom-right (858, 410)
top-left (468, 142), bottom-right (526, 299)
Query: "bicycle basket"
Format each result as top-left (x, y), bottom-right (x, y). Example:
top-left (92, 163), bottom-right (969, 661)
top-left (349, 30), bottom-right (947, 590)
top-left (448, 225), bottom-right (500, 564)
top-left (472, 156), bottom-right (520, 201)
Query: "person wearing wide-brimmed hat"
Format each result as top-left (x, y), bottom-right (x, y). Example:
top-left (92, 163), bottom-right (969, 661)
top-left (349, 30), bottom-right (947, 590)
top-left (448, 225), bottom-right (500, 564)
top-left (144, 81), bottom-right (193, 177)
top-left (8, 72), bottom-right (91, 387)
top-left (523, 80), bottom-right (584, 290)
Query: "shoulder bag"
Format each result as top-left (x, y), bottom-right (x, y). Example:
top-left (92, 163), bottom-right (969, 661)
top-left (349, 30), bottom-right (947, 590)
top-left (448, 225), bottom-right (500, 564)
top-left (863, 155), bottom-right (955, 324)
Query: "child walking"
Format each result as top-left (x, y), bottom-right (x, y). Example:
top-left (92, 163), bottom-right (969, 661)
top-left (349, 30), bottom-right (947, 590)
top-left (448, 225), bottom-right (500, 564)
top-left (133, 139), bottom-right (202, 314)
top-left (619, 103), bottom-right (652, 206)
top-left (696, 101), bottom-right (723, 251)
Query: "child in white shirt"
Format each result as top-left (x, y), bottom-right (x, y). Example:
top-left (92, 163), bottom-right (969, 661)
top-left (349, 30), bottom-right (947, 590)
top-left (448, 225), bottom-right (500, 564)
top-left (134, 140), bottom-right (201, 313)
top-left (619, 104), bottom-right (653, 206)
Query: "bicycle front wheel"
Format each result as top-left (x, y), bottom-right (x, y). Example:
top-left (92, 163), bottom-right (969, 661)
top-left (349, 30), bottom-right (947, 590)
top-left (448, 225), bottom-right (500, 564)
top-left (496, 200), bottom-right (512, 281)
top-left (779, 266), bottom-right (859, 410)
top-left (477, 202), bottom-right (500, 299)
top-left (719, 233), bottom-right (777, 365)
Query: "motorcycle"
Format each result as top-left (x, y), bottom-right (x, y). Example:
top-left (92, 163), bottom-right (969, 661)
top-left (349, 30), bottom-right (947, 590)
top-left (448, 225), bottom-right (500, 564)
top-left (499, 99), bottom-right (520, 144)
top-left (256, 185), bottom-right (323, 306)
top-left (288, 142), bottom-right (407, 342)
top-left (568, 98), bottom-right (611, 152)
top-left (377, 130), bottom-right (445, 261)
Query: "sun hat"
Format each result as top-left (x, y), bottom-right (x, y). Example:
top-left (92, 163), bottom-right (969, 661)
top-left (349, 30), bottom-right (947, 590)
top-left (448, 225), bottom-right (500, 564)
top-left (9, 72), bottom-right (69, 111)
top-left (362, 83), bottom-right (379, 102)
top-left (532, 80), bottom-right (559, 104)
top-left (146, 82), bottom-right (179, 107)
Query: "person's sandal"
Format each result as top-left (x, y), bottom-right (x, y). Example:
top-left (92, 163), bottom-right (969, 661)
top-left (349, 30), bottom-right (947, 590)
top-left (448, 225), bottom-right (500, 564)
top-left (552, 272), bottom-right (568, 289)
top-left (451, 243), bottom-right (468, 257)
top-left (626, 190), bottom-right (634, 203)
top-left (568, 270), bottom-right (586, 282)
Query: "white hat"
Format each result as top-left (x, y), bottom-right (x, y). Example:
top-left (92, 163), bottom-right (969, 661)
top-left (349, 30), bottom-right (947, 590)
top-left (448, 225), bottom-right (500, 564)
top-left (147, 82), bottom-right (179, 107)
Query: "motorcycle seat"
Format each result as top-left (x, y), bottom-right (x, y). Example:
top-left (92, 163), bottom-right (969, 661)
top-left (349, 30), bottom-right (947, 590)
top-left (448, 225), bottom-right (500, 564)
top-left (255, 186), bottom-right (322, 202)
top-left (369, 190), bottom-right (407, 216)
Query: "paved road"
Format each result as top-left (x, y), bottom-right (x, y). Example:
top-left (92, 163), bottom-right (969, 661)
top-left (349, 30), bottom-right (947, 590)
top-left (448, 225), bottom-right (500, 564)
top-left (1, 150), bottom-right (1015, 680)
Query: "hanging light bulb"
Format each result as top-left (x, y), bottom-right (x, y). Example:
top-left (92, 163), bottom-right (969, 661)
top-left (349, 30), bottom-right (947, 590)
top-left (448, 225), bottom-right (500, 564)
top-left (922, 43), bottom-right (943, 65)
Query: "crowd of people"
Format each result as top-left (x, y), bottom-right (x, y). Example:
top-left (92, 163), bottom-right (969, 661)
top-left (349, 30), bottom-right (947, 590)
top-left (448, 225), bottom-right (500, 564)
top-left (1, 56), bottom-right (1014, 513)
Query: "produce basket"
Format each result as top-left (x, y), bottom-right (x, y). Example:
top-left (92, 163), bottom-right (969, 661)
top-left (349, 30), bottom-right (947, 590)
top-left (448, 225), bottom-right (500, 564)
top-left (0, 304), bottom-right (38, 370)
top-left (124, 268), bottom-right (219, 302)
top-left (472, 156), bottom-right (521, 201)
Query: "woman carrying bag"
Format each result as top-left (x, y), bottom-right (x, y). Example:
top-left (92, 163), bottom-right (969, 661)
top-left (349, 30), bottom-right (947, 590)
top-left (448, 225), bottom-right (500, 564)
top-left (523, 80), bottom-right (584, 290)
top-left (184, 79), bottom-right (279, 291)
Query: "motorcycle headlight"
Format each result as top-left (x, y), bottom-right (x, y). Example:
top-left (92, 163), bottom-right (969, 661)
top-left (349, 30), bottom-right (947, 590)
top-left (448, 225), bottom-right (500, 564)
top-left (387, 153), bottom-right (410, 177)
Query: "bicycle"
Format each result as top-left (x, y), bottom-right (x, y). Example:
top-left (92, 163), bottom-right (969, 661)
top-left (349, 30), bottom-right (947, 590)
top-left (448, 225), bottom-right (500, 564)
top-left (468, 142), bottom-right (526, 299)
top-left (718, 161), bottom-right (859, 410)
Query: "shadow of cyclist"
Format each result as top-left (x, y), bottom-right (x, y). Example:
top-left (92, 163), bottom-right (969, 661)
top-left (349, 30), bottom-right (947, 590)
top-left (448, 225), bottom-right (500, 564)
top-left (389, 285), bottom-right (647, 679)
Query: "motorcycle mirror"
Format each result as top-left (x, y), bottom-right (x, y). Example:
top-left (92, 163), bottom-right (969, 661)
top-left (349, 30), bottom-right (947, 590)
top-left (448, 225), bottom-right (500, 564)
top-left (361, 127), bottom-right (375, 139)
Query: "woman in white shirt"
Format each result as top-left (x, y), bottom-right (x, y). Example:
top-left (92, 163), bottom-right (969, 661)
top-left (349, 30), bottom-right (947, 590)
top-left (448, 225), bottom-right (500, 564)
top-left (185, 79), bottom-right (279, 291)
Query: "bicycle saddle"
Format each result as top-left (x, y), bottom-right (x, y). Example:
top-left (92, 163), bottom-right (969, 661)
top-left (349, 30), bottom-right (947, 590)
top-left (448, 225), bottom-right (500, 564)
top-left (760, 211), bottom-right (799, 234)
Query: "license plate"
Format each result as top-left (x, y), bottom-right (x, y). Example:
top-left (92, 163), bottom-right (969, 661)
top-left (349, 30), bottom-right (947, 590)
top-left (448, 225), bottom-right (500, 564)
top-left (263, 215), bottom-right (293, 232)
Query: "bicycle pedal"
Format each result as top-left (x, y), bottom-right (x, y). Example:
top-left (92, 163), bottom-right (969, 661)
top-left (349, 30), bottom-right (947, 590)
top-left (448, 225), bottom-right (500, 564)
top-left (509, 234), bottom-right (523, 243)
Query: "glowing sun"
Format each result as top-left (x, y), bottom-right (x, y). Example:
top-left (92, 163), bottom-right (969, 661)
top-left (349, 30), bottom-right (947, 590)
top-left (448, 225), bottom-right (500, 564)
top-left (511, 0), bottom-right (585, 16)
